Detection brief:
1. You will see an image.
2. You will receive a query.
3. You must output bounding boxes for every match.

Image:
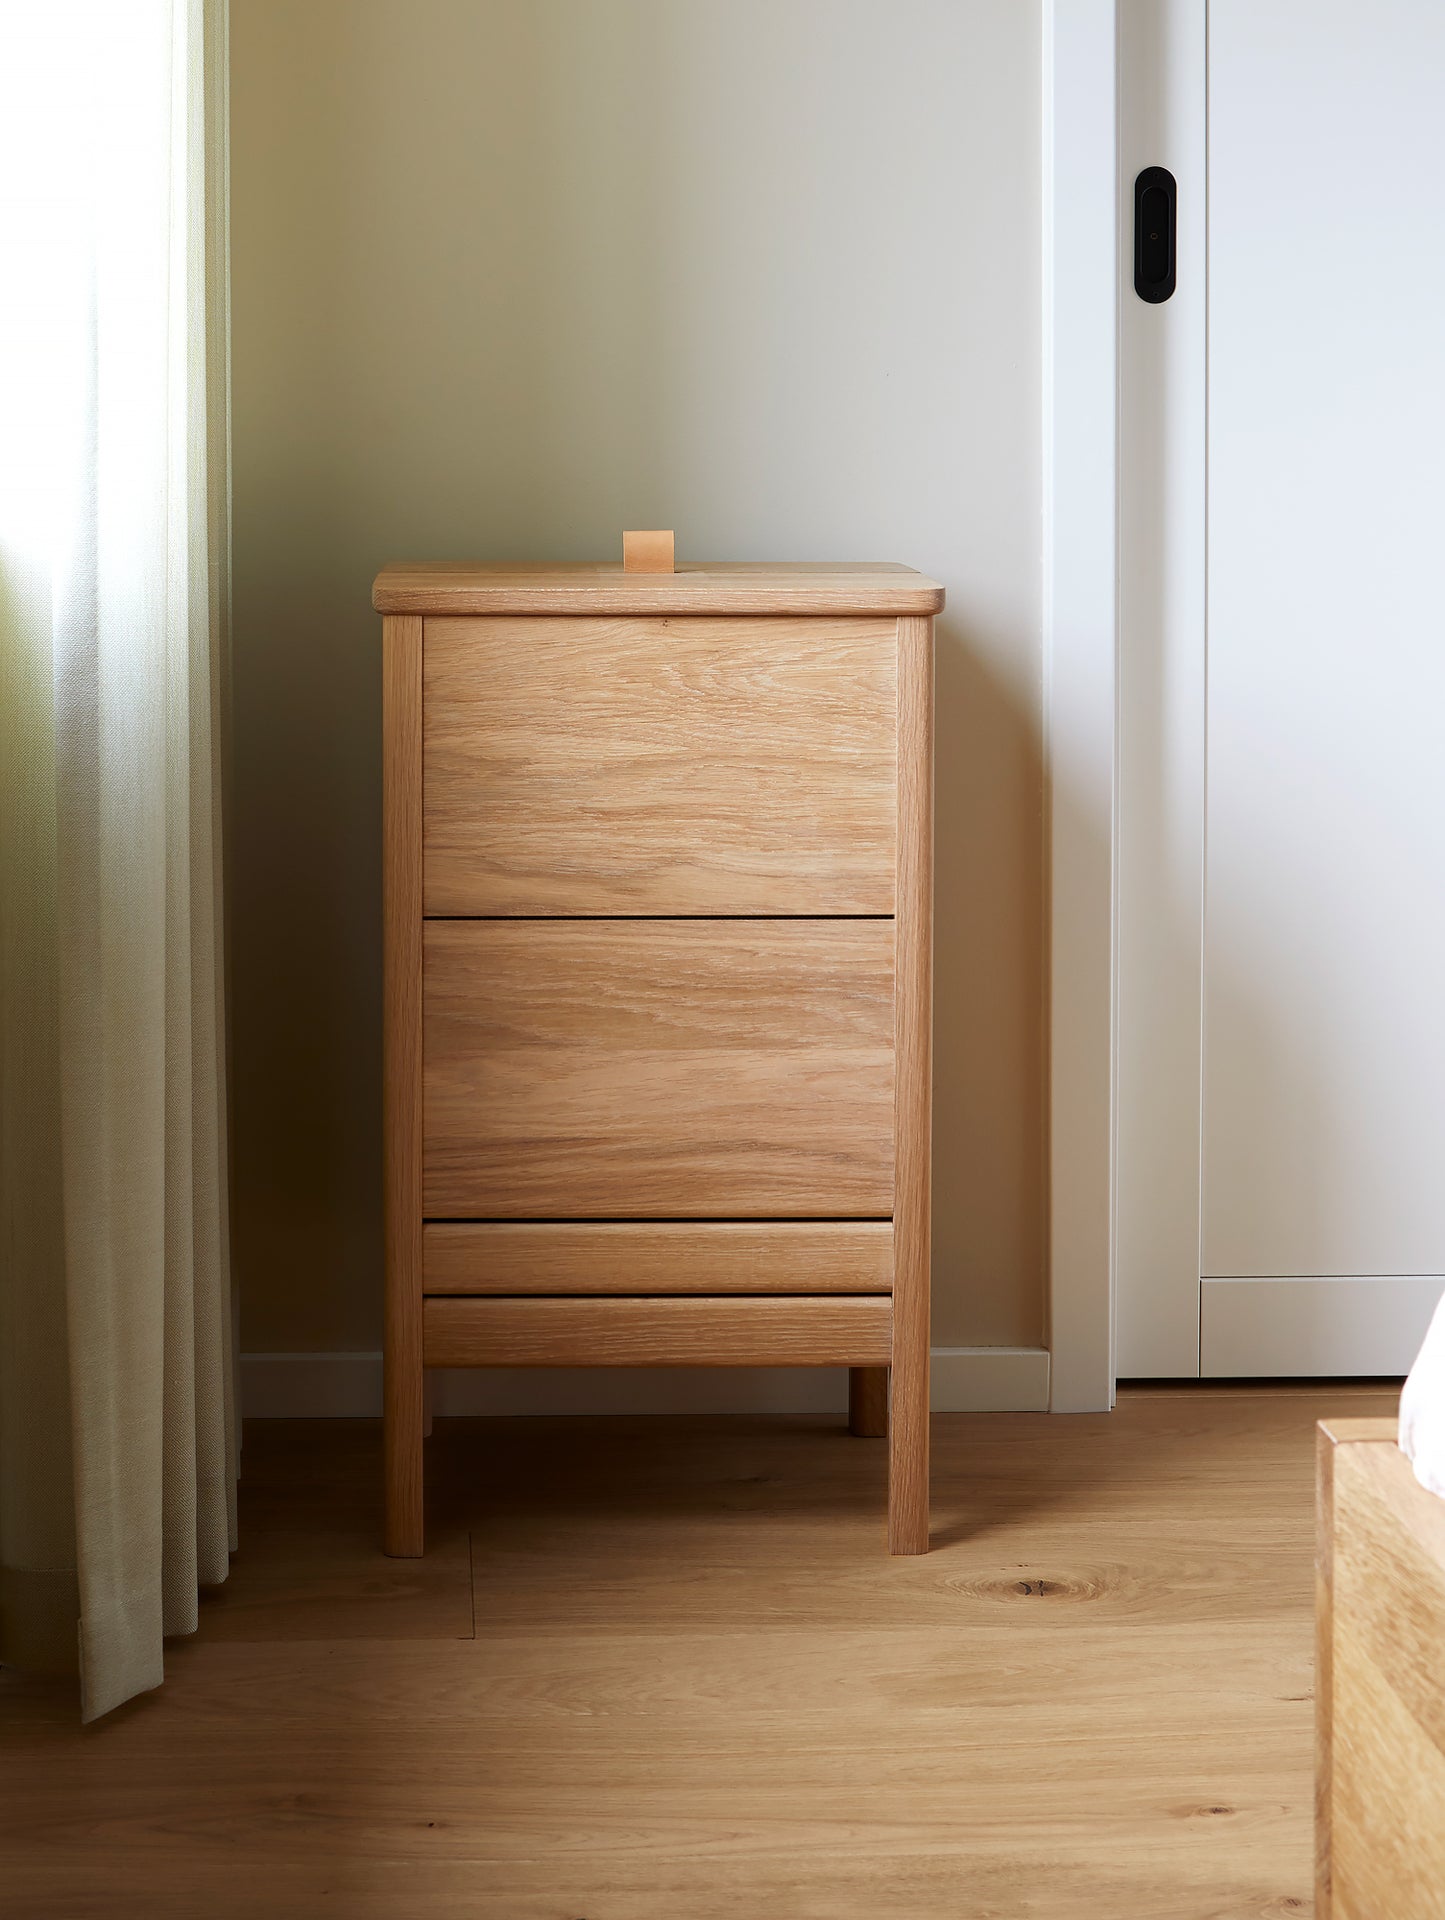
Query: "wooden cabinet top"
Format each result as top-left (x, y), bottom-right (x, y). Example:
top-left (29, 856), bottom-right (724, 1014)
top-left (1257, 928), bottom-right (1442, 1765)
top-left (373, 561), bottom-right (944, 618)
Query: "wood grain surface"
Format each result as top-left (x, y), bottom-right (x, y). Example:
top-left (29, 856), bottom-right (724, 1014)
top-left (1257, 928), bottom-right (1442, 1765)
top-left (622, 530), bottom-right (674, 573)
top-left (422, 1220), bottom-right (894, 1295)
top-left (889, 613), bottom-right (933, 1552)
top-left (382, 614), bottom-right (425, 1557)
top-left (1316, 1418), bottom-right (1338, 1915)
top-left (374, 560), bottom-right (945, 618)
top-left (1317, 1420), bottom-right (1445, 1920)
top-left (422, 918), bottom-right (895, 1218)
top-left (0, 1386), bottom-right (1396, 1918)
top-left (422, 1294), bottom-right (893, 1368)
top-left (422, 615), bottom-right (897, 915)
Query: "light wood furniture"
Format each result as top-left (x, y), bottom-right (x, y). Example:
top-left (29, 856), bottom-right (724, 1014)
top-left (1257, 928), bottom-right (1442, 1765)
top-left (377, 560), bottom-right (941, 1556)
top-left (1316, 1416), bottom-right (1445, 1919)
top-left (621, 528), bottom-right (674, 572)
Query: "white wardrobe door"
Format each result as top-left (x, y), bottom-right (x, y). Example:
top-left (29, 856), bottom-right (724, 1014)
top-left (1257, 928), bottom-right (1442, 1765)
top-left (1204, 0), bottom-right (1445, 1285)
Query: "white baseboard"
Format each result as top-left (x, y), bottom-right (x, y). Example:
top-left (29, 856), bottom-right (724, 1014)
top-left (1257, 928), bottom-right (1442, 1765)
top-left (240, 1346), bottom-right (1051, 1418)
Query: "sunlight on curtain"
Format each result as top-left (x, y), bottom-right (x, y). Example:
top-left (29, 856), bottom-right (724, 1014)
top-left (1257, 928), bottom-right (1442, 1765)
top-left (0, 0), bottom-right (234, 1720)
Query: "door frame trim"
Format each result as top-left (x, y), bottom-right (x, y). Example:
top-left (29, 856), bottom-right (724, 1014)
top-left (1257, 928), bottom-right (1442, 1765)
top-left (1042, 0), bottom-right (1119, 1411)
top-left (1112, 0), bottom-right (1209, 1379)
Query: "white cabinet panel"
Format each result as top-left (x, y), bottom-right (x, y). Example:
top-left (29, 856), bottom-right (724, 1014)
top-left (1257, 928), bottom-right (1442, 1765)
top-left (1202, 1278), bottom-right (1445, 1380)
top-left (1203, 0), bottom-right (1445, 1281)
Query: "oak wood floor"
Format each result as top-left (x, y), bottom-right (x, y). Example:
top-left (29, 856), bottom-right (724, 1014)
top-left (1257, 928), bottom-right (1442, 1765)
top-left (0, 1385), bottom-right (1398, 1918)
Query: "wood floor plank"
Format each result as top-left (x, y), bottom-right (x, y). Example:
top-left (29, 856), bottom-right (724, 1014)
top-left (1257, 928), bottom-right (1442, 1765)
top-left (193, 1420), bottom-right (474, 1642)
top-left (2, 1851), bottom-right (1316, 1920)
top-left (0, 1620), bottom-right (1312, 1747)
top-left (0, 1386), bottom-right (1397, 1918)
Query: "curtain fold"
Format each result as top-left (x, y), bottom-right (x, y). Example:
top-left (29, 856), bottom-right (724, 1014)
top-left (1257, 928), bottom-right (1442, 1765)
top-left (0, 0), bottom-right (234, 1721)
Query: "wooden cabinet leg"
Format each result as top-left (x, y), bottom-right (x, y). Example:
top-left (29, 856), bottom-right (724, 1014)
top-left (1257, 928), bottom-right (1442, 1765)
top-left (849, 1366), bottom-right (889, 1437)
top-left (384, 1353), bottom-right (425, 1557)
top-left (383, 610), bottom-right (425, 1558)
top-left (889, 610), bottom-right (931, 1555)
top-left (887, 1350), bottom-right (930, 1555)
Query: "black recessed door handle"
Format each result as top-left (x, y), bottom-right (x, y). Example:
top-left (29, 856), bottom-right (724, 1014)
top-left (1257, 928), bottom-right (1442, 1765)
top-left (1134, 166), bottom-right (1176, 303)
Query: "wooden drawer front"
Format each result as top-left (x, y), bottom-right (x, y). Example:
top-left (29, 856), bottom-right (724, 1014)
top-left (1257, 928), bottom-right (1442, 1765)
top-left (423, 920), bottom-right (894, 1218)
top-left (422, 616), bottom-right (897, 915)
top-left (422, 1294), bottom-right (893, 1367)
top-left (423, 1221), bottom-right (894, 1295)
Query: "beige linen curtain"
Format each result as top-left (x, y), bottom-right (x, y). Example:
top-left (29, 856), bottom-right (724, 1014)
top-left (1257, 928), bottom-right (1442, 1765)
top-left (0, 0), bottom-right (235, 1720)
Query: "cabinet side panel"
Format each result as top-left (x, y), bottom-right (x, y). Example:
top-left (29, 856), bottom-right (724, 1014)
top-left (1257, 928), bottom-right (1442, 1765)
top-left (382, 613), bottom-right (424, 1554)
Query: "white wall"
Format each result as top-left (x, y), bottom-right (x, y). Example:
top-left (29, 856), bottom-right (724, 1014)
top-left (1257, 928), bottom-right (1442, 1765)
top-left (230, 0), bottom-right (1044, 1360)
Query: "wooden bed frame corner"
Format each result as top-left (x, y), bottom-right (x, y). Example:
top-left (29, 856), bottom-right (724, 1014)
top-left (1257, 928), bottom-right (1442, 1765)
top-left (1316, 1415), bottom-right (1445, 1919)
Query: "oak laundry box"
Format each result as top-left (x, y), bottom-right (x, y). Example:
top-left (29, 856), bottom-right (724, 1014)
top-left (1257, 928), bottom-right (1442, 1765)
top-left (376, 560), bottom-right (940, 1554)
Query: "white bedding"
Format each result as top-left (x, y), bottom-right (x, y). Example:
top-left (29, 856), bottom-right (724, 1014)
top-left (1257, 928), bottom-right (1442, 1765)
top-left (1399, 1287), bottom-right (1445, 1501)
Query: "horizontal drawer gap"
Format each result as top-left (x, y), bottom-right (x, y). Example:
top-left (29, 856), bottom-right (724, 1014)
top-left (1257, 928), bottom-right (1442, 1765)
top-left (420, 913), bottom-right (898, 924)
top-left (423, 1290), bottom-right (885, 1301)
top-left (423, 1216), bottom-right (895, 1226)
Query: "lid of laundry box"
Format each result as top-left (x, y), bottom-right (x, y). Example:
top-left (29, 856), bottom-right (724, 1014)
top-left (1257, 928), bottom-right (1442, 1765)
top-left (372, 561), bottom-right (944, 619)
